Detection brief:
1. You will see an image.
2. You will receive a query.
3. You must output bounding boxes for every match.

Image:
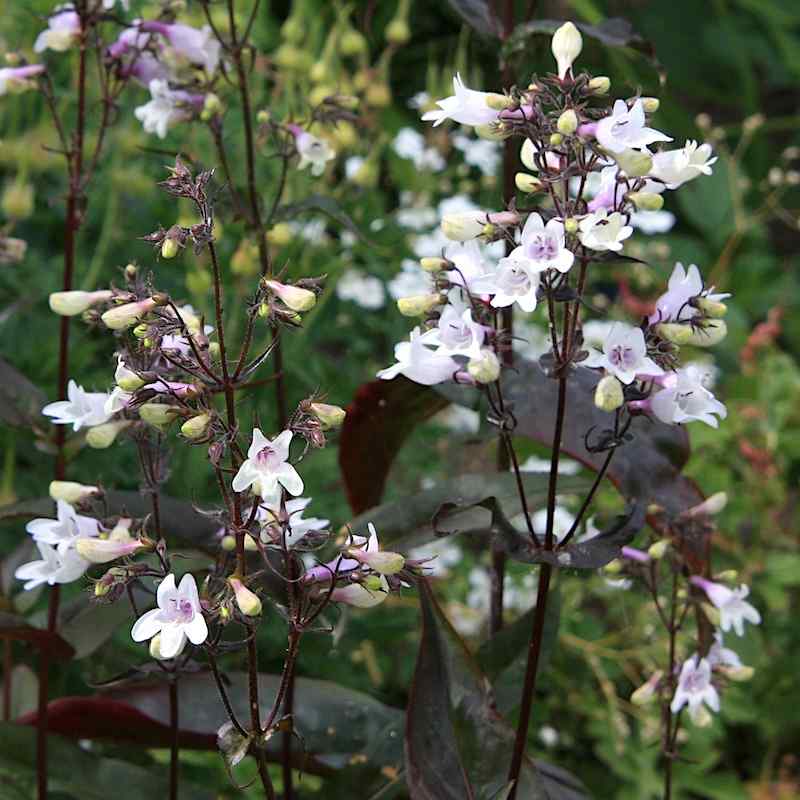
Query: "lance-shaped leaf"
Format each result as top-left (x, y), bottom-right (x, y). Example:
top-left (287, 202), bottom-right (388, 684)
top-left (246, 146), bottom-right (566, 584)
top-left (406, 580), bottom-right (548, 799)
top-left (445, 0), bottom-right (503, 38)
top-left (339, 376), bottom-right (449, 513)
top-left (0, 722), bottom-right (215, 799)
top-left (22, 671), bottom-right (404, 776)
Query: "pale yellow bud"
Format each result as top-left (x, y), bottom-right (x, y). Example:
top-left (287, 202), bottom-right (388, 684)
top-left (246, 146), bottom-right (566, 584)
top-left (2, 183), bottom-right (34, 220)
top-left (694, 297), bottom-right (727, 318)
top-left (229, 577), bottom-right (262, 616)
top-left (385, 18), bottom-right (410, 45)
top-left (86, 420), bottom-right (131, 449)
top-left (263, 280), bottom-right (317, 312)
top-left (485, 93), bottom-right (513, 111)
top-left (420, 257), bottom-right (448, 272)
top-left (397, 294), bottom-right (442, 317)
top-left (603, 559), bottom-right (622, 574)
top-left (594, 374), bottom-right (624, 411)
top-left (310, 402), bottom-right (346, 430)
top-left (654, 323), bottom-right (694, 346)
top-left (138, 403), bottom-right (179, 428)
top-left (515, 173), bottom-right (542, 193)
top-left (630, 671), bottom-right (662, 706)
top-left (467, 349), bottom-right (501, 384)
top-left (76, 536), bottom-right (145, 564)
top-left (161, 238), bottom-right (180, 259)
top-left (614, 148), bottom-right (653, 177)
top-left (549, 132), bottom-right (563, 147)
top-left (49, 481), bottom-right (99, 504)
top-left (640, 97), bottom-right (660, 113)
top-left (588, 76), bottom-right (610, 95)
top-left (266, 223), bottom-right (292, 247)
top-left (49, 290), bottom-right (113, 317)
top-left (719, 665), bottom-right (754, 682)
top-left (181, 413), bottom-right (212, 440)
top-left (221, 535), bottom-right (237, 552)
top-left (551, 21), bottom-right (583, 79)
top-left (557, 109), bottom-right (578, 135)
top-left (149, 634), bottom-right (167, 660)
top-left (685, 319), bottom-right (727, 347)
top-left (627, 191), bottom-right (664, 211)
top-left (647, 539), bottom-right (670, 559)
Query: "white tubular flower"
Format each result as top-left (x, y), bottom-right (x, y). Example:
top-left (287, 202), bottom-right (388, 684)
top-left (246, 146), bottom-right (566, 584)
top-left (445, 240), bottom-right (490, 291)
top-left (377, 327), bottom-right (459, 386)
top-left (0, 65), bottom-right (45, 96)
top-left (104, 386), bottom-right (133, 416)
top-left (134, 80), bottom-right (200, 140)
top-left (34, 7), bottom-right (81, 53)
top-left (346, 523), bottom-right (405, 575)
top-left (131, 573), bottom-right (208, 659)
top-left (472, 259), bottom-right (541, 313)
top-left (232, 429), bottom-right (304, 504)
top-left (649, 262), bottom-right (730, 324)
top-left (15, 542), bottom-right (88, 590)
top-left (670, 656), bottom-right (719, 724)
top-left (425, 295), bottom-right (486, 359)
top-left (650, 365), bottom-right (727, 427)
top-left (520, 139), bottom-right (561, 172)
top-left (26, 499), bottom-right (100, 548)
top-left (504, 213), bottom-right (574, 274)
top-left (421, 73), bottom-right (500, 128)
top-left (690, 577), bottom-right (761, 636)
top-left (42, 380), bottom-right (111, 431)
top-left (583, 323), bottom-right (663, 384)
top-left (578, 208), bottom-right (633, 252)
top-left (293, 129), bottom-right (335, 176)
top-left (551, 22), bottom-right (583, 79)
top-left (330, 575), bottom-right (390, 608)
top-left (650, 140), bottom-right (717, 189)
top-left (49, 289), bottom-right (113, 316)
top-left (596, 99), bottom-right (672, 154)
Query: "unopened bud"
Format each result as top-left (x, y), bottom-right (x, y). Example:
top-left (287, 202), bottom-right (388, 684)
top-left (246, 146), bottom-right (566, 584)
top-left (115, 358), bottom-right (145, 392)
top-left (557, 109), bottom-right (578, 135)
top-left (76, 536), bottom-right (146, 564)
top-left (614, 148), bottom-right (653, 177)
top-left (603, 559), bottom-right (622, 574)
top-left (563, 217), bottom-right (579, 234)
top-left (221, 534), bottom-right (237, 552)
top-left (685, 319), bottom-right (727, 347)
top-left (86, 420), bottom-right (131, 449)
top-left (346, 548), bottom-right (405, 576)
top-left (49, 481), bottom-right (99, 504)
top-left (694, 297), bottom-right (727, 318)
top-left (475, 123), bottom-right (508, 141)
top-left (263, 279), bottom-right (317, 312)
top-left (397, 293), bottom-right (441, 317)
top-left (647, 539), bottom-right (670, 559)
top-left (485, 92), bottom-right (513, 111)
top-left (549, 132), bottom-right (563, 147)
top-left (587, 76), bottom-right (610, 95)
top-left (468, 348), bottom-right (501, 384)
top-left (515, 173), bottom-right (542, 193)
top-left (181, 413), bottom-right (211, 440)
top-left (441, 211), bottom-right (486, 241)
top-left (420, 257), bottom-right (448, 272)
top-left (627, 191), bottom-right (664, 211)
top-left (132, 322), bottom-right (151, 340)
top-left (385, 18), bottom-right (410, 45)
top-left (640, 97), bottom-right (660, 113)
top-left (330, 576), bottom-right (390, 608)
top-left (631, 670), bottom-right (662, 706)
top-left (49, 290), bottom-right (113, 317)
top-left (138, 403), bottom-right (179, 428)
top-left (689, 492), bottom-right (728, 518)
top-left (161, 237), bottom-right (180, 259)
top-left (310, 402), bottom-right (346, 430)
top-left (719, 665), bottom-right (754, 682)
top-left (691, 705), bottom-right (713, 728)
top-left (101, 297), bottom-right (162, 330)
top-left (654, 323), bottom-right (694, 345)
top-left (2, 182), bottom-right (34, 220)
top-left (551, 21), bottom-right (583, 80)
top-left (594, 374), bottom-right (624, 411)
top-left (700, 602), bottom-right (721, 626)
top-left (229, 577), bottom-right (262, 616)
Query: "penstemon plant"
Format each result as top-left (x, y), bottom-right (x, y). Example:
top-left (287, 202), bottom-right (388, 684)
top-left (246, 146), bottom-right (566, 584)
top-left (375, 20), bottom-right (758, 800)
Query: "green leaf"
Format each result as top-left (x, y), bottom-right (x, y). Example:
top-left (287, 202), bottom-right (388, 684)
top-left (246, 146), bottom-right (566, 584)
top-left (445, 0), bottom-right (502, 38)
top-left (406, 580), bottom-right (549, 800)
top-left (676, 154), bottom-right (736, 247)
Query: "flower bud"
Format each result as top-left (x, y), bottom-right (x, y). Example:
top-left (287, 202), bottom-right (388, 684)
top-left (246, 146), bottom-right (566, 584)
top-left (594, 374), bottom-right (624, 411)
top-left (614, 148), bottom-right (653, 177)
top-left (76, 536), bottom-right (146, 564)
top-left (346, 548), bottom-right (406, 576)
top-left (86, 420), bottom-right (131, 449)
top-left (263, 279), bottom-right (317, 312)
top-left (691, 705), bottom-right (713, 728)
top-left (2, 182), bottom-right (34, 220)
top-left (101, 297), bottom-right (163, 330)
top-left (515, 173), bottom-right (542, 193)
top-left (485, 92), bottom-right (513, 111)
top-left (587, 76), bottom-right (610, 95)
top-left (221, 534), bottom-right (236, 552)
top-left (549, 132), bottom-right (563, 147)
top-left (397, 294), bottom-right (441, 317)
top-left (420, 257), bottom-right (449, 272)
top-left (640, 97), bottom-right (660, 113)
top-left (115, 359), bottom-right (145, 392)
top-left (647, 539), bottom-right (670, 559)
top-left (138, 403), bottom-right (179, 428)
top-left (161, 237), bottom-right (180, 259)
top-left (551, 21), bottom-right (583, 79)
top-left (631, 671), bottom-right (662, 706)
top-left (557, 109), bottom-right (578, 135)
top-left (627, 191), bottom-right (664, 211)
top-left (132, 323), bottom-right (151, 340)
top-left (385, 18), bottom-right (410, 45)
top-left (700, 602), bottom-right (721, 626)
top-left (49, 290), bottom-right (113, 317)
top-left (229, 577), bottom-right (262, 616)
top-left (181, 413), bottom-right (211, 440)
top-left (49, 481), bottom-right (99, 505)
top-left (468, 348), bottom-right (501, 384)
top-left (366, 83), bottom-right (391, 108)
top-left (688, 492), bottom-right (727, 518)
top-left (693, 297), bottom-right (727, 318)
top-left (340, 29), bottom-right (367, 56)
top-left (310, 402), bottom-right (346, 430)
top-left (330, 576), bottom-right (389, 608)
top-left (603, 559), bottom-right (622, 574)
top-left (266, 223), bottom-right (292, 247)
top-left (654, 323), bottom-right (694, 345)
top-left (441, 212), bottom-right (486, 241)
top-left (564, 217), bottom-right (579, 234)
top-left (475, 123), bottom-right (508, 141)
top-left (685, 319), bottom-right (727, 347)
top-left (713, 569), bottom-right (737, 582)
top-left (719, 664), bottom-right (754, 682)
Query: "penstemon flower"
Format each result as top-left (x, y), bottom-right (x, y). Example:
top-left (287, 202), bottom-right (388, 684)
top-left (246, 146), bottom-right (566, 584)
top-left (134, 79), bottom-right (204, 139)
top-left (232, 429), bottom-right (304, 504)
top-left (289, 126), bottom-right (336, 176)
top-left (131, 573), bottom-right (208, 659)
top-left (647, 365), bottom-right (727, 427)
top-left (690, 577), bottom-right (761, 636)
top-left (584, 323), bottom-right (663, 384)
top-left (377, 327), bottom-right (459, 385)
top-left (42, 379), bottom-right (111, 430)
top-left (421, 73), bottom-right (500, 128)
top-left (650, 140), bottom-right (717, 189)
top-left (502, 213), bottom-right (574, 274)
top-left (649, 262), bottom-right (730, 324)
top-left (0, 64), bottom-right (45, 95)
top-left (595, 99), bottom-right (672, 154)
top-left (670, 656), bottom-right (719, 725)
top-left (578, 208), bottom-right (633, 252)
top-left (34, 6), bottom-right (81, 54)
top-left (15, 541), bottom-right (88, 590)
